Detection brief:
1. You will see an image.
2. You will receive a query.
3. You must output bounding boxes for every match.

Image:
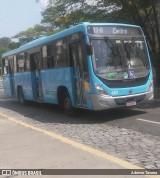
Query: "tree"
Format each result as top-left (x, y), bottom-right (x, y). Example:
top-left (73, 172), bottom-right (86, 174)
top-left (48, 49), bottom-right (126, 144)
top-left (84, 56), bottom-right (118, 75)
top-left (0, 37), bottom-right (20, 68)
top-left (41, 0), bottom-right (107, 29)
top-left (8, 42), bottom-right (21, 50)
top-left (0, 37), bottom-right (11, 48)
top-left (0, 37), bottom-right (11, 67)
top-left (13, 24), bottom-right (54, 44)
top-left (0, 48), bottom-right (7, 67)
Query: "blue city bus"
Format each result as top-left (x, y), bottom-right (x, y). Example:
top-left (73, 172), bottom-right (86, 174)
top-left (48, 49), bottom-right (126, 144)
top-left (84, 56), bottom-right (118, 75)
top-left (2, 22), bottom-right (154, 115)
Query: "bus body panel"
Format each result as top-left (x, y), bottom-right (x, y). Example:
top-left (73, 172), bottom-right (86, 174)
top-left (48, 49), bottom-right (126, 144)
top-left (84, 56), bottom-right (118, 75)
top-left (87, 53), bottom-right (153, 110)
top-left (14, 72), bottom-right (34, 100)
top-left (3, 74), bottom-right (14, 96)
top-left (40, 68), bottom-right (75, 104)
top-left (40, 67), bottom-right (93, 109)
top-left (92, 72), bottom-right (152, 97)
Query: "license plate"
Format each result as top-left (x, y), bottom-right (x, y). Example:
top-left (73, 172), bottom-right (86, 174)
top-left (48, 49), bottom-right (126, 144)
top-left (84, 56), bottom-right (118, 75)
top-left (126, 101), bottom-right (136, 106)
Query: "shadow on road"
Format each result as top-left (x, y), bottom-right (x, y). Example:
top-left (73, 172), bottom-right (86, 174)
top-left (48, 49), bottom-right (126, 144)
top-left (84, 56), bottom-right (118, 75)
top-left (136, 100), bottom-right (160, 109)
top-left (0, 91), bottom-right (148, 125)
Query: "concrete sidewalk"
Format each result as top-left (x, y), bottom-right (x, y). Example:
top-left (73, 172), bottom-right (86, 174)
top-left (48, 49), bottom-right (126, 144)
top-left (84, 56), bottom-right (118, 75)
top-left (0, 116), bottom-right (149, 178)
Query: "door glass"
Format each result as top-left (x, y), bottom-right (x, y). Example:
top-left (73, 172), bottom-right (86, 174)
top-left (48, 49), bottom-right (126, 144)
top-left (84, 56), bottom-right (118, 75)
top-left (77, 44), bottom-right (87, 105)
top-left (30, 52), bottom-right (43, 99)
top-left (71, 44), bottom-right (79, 76)
top-left (70, 42), bottom-right (88, 106)
top-left (70, 43), bottom-right (81, 105)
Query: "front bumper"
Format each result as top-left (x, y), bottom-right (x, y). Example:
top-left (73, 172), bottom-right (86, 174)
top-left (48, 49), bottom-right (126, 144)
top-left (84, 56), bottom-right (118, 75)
top-left (91, 90), bottom-right (154, 110)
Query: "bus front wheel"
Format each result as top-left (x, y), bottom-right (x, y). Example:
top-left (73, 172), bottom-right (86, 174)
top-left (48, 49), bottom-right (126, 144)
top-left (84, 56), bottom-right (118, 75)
top-left (62, 91), bottom-right (75, 117)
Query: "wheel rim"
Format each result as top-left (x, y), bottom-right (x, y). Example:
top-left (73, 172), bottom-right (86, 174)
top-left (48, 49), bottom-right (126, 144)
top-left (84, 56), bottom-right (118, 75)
top-left (20, 95), bottom-right (23, 103)
top-left (19, 90), bottom-right (24, 103)
top-left (64, 97), bottom-right (71, 111)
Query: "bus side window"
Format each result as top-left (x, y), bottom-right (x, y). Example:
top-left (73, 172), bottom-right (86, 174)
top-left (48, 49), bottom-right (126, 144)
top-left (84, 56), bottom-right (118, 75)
top-left (17, 53), bottom-right (25, 73)
top-left (3, 67), bottom-right (8, 75)
top-left (3, 58), bottom-right (8, 75)
top-left (30, 52), bottom-right (41, 71)
top-left (54, 39), bottom-right (67, 68)
top-left (69, 43), bottom-right (79, 75)
top-left (47, 56), bottom-right (54, 68)
top-left (42, 45), bottom-right (54, 69)
top-left (25, 52), bottom-right (30, 72)
top-left (13, 55), bottom-right (17, 73)
top-left (42, 46), bottom-right (47, 69)
top-left (3, 57), bottom-right (14, 75)
top-left (30, 54), bottom-right (36, 71)
top-left (9, 56), bottom-right (14, 74)
top-left (47, 45), bottom-right (54, 68)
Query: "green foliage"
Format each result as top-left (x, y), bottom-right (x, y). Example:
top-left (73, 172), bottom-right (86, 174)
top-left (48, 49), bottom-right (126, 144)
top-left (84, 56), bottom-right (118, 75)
top-left (13, 24), bottom-right (54, 44)
top-left (0, 37), bottom-right (11, 48)
top-left (13, 25), bottom-right (47, 44)
top-left (8, 42), bottom-right (21, 50)
top-left (0, 37), bottom-right (20, 67)
top-left (41, 0), bottom-right (109, 28)
top-left (41, 0), bottom-right (160, 54)
top-left (0, 38), bottom-right (11, 67)
top-left (0, 48), bottom-right (8, 68)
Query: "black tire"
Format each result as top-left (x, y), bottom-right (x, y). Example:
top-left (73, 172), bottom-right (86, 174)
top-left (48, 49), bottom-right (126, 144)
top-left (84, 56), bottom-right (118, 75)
top-left (61, 91), bottom-right (75, 117)
top-left (18, 87), bottom-right (26, 105)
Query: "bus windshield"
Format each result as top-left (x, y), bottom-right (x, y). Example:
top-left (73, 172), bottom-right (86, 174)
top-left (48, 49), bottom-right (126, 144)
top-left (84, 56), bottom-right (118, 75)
top-left (91, 37), bottom-right (150, 80)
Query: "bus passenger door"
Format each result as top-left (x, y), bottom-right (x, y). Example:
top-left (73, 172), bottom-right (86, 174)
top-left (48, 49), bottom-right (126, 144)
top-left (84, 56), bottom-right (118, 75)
top-left (2, 58), bottom-right (15, 96)
top-left (70, 42), bottom-right (87, 107)
top-left (9, 58), bottom-right (16, 95)
top-left (30, 52), bottom-right (43, 100)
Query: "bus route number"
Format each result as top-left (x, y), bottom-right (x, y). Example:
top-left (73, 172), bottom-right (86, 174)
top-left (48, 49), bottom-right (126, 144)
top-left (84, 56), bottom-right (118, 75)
top-left (93, 27), bottom-right (104, 34)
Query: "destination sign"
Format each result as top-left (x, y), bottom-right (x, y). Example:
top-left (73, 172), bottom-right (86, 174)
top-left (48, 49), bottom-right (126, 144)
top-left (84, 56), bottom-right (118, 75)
top-left (87, 25), bottom-right (142, 36)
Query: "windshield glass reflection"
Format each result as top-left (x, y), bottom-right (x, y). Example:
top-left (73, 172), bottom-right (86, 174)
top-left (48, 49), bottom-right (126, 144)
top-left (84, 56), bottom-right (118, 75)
top-left (91, 37), bottom-right (150, 80)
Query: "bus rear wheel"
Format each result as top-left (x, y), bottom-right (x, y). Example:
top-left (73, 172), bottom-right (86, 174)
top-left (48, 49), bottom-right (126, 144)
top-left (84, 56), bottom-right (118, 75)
top-left (18, 87), bottom-right (26, 105)
top-left (62, 91), bottom-right (75, 117)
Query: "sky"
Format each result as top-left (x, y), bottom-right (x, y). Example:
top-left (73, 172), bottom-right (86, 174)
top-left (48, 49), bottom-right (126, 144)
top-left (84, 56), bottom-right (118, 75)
top-left (0, 0), bottom-right (48, 39)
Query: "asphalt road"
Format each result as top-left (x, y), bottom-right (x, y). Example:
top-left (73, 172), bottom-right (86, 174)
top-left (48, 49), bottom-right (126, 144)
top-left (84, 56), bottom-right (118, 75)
top-left (0, 89), bottom-right (160, 136)
top-left (104, 101), bottom-right (160, 137)
top-left (0, 88), bottom-right (160, 169)
top-left (3, 90), bottom-right (160, 135)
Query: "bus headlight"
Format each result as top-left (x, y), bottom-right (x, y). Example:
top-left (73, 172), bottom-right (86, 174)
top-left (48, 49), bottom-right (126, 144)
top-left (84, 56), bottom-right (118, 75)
top-left (147, 80), bottom-right (153, 92)
top-left (94, 84), bottom-right (110, 96)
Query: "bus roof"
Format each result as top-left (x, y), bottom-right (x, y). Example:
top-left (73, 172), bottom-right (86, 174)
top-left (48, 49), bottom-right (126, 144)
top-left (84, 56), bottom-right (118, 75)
top-left (2, 22), bottom-right (140, 58)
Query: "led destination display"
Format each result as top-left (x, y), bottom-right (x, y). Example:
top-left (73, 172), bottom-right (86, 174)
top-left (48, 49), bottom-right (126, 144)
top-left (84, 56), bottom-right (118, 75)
top-left (87, 25), bottom-right (142, 36)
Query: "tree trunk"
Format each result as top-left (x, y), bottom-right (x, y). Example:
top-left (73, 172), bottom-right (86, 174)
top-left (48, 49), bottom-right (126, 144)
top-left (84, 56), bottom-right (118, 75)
top-left (152, 0), bottom-right (160, 52)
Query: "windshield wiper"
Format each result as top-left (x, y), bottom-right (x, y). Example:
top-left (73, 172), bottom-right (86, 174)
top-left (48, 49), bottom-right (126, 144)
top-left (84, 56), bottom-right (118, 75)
top-left (104, 36), bottom-right (128, 71)
top-left (104, 37), bottom-right (119, 56)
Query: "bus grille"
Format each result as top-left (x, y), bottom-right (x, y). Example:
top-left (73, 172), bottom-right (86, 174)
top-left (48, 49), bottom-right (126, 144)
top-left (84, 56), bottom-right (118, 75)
top-left (98, 74), bottom-right (149, 88)
top-left (114, 94), bottom-right (146, 105)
